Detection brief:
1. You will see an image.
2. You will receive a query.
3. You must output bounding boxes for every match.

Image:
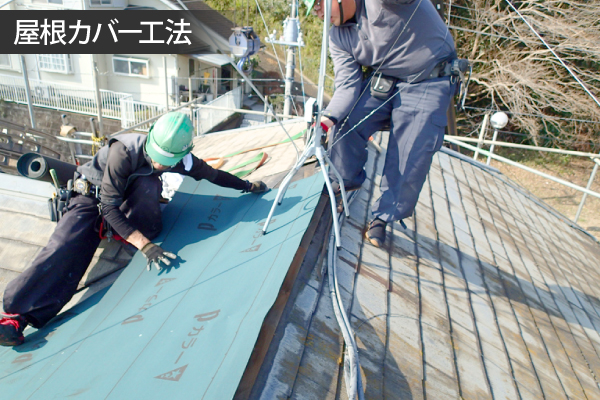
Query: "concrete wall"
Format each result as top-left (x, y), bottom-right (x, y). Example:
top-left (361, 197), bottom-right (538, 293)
top-left (0, 101), bottom-right (122, 137)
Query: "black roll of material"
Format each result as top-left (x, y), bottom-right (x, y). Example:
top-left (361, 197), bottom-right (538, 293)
top-left (17, 153), bottom-right (77, 187)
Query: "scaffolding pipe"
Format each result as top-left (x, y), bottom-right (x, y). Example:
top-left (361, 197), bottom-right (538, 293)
top-left (109, 97), bottom-right (204, 138)
top-left (446, 136), bottom-right (600, 159)
top-left (92, 60), bottom-right (104, 138)
top-left (486, 128), bottom-right (499, 166)
top-left (473, 113), bottom-right (488, 161)
top-left (575, 155), bottom-right (600, 223)
top-left (163, 56), bottom-right (170, 110)
top-left (445, 137), bottom-right (600, 201)
top-left (20, 56), bottom-right (36, 129)
top-left (195, 103), bottom-right (290, 119)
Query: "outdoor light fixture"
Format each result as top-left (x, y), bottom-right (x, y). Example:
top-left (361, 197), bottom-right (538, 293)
top-left (490, 111), bottom-right (509, 130)
top-left (488, 111), bottom-right (509, 165)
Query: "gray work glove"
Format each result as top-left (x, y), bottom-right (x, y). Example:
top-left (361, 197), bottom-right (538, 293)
top-left (245, 180), bottom-right (268, 194)
top-left (141, 243), bottom-right (176, 271)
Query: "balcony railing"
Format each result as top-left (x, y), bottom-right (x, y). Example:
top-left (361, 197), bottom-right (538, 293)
top-left (119, 96), bottom-right (167, 131)
top-left (194, 86), bottom-right (242, 135)
top-left (0, 73), bottom-right (244, 135)
top-left (0, 73), bottom-right (130, 119)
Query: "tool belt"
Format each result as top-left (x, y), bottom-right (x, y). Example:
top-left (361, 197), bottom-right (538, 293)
top-left (369, 57), bottom-right (471, 100)
top-left (48, 173), bottom-right (100, 222)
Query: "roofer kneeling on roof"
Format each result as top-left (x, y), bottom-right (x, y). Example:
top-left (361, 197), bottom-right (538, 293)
top-left (0, 112), bottom-right (268, 347)
top-left (308, 0), bottom-right (462, 247)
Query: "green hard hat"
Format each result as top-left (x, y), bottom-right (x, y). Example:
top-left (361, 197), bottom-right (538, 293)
top-left (146, 112), bottom-right (194, 166)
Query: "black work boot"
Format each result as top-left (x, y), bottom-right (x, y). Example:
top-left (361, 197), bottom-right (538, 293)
top-left (366, 218), bottom-right (387, 247)
top-left (0, 313), bottom-right (27, 346)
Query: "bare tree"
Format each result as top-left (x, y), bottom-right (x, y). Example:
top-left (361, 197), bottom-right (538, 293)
top-left (452, 0), bottom-right (600, 149)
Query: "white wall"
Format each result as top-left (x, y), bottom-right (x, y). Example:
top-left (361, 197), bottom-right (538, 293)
top-left (102, 54), bottom-right (176, 106)
top-left (0, 54), bottom-right (94, 88)
top-left (12, 0), bottom-right (84, 10)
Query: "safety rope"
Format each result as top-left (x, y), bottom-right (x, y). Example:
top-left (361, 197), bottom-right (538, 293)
top-left (226, 151), bottom-right (269, 178)
top-left (203, 129), bottom-right (306, 177)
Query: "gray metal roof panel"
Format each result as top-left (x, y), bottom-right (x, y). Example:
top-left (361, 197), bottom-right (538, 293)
top-left (251, 131), bottom-right (600, 399)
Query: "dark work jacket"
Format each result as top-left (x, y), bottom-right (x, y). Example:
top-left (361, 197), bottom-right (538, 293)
top-left (324, 0), bottom-right (456, 122)
top-left (77, 134), bottom-right (246, 239)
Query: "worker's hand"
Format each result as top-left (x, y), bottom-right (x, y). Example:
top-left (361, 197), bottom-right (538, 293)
top-left (245, 181), bottom-right (268, 194)
top-left (320, 117), bottom-right (335, 131)
top-left (312, 119), bottom-right (333, 133)
top-left (141, 243), bottom-right (176, 271)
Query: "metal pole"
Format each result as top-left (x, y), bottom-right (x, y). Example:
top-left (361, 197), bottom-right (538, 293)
top-left (486, 128), bottom-right (499, 165)
top-left (20, 55), bottom-right (36, 129)
top-left (188, 76), bottom-right (194, 132)
top-left (196, 102), bottom-right (290, 118)
top-left (61, 114), bottom-right (76, 163)
top-left (575, 155), bottom-right (600, 223)
top-left (109, 97), bottom-right (204, 138)
top-left (445, 136), bottom-right (600, 200)
top-left (446, 135), bottom-right (600, 159)
top-left (92, 60), bottom-right (104, 138)
top-left (264, 98), bottom-right (269, 124)
top-left (163, 56), bottom-right (169, 110)
top-left (89, 118), bottom-right (99, 140)
top-left (283, 1), bottom-right (297, 116)
top-left (283, 49), bottom-right (296, 116)
top-left (473, 113), bottom-right (489, 161)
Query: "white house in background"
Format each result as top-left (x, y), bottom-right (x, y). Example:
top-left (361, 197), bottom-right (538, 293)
top-left (0, 0), bottom-right (241, 127)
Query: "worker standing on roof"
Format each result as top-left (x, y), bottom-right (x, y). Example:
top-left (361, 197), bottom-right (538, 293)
top-left (307, 0), bottom-right (458, 246)
top-left (0, 112), bottom-right (268, 347)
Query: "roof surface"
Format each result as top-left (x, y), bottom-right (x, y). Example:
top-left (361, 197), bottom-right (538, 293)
top-left (178, 0), bottom-right (235, 41)
top-left (0, 173), bottom-right (322, 399)
top-left (2, 118), bottom-right (600, 399)
top-left (249, 132), bottom-right (600, 399)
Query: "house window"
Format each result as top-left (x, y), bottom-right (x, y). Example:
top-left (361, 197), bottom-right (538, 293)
top-left (37, 54), bottom-right (72, 73)
top-left (90, 0), bottom-right (112, 5)
top-left (113, 56), bottom-right (149, 77)
top-left (0, 55), bottom-right (10, 68)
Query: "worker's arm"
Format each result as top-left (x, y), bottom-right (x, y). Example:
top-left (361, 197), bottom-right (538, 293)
top-left (322, 33), bottom-right (364, 123)
top-left (125, 230), bottom-right (150, 250)
top-left (171, 153), bottom-right (268, 193)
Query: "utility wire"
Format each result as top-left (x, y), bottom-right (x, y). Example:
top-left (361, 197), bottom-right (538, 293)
top-left (503, 0), bottom-right (600, 110)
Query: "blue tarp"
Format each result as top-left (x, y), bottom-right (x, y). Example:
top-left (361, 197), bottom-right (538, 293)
top-left (0, 173), bottom-right (323, 399)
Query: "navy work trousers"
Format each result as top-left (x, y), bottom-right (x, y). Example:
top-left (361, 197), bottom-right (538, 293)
top-left (3, 175), bottom-right (163, 328)
top-left (329, 76), bottom-right (456, 222)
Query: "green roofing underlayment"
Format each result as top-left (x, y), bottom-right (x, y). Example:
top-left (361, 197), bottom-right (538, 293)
top-left (0, 173), bottom-right (323, 399)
